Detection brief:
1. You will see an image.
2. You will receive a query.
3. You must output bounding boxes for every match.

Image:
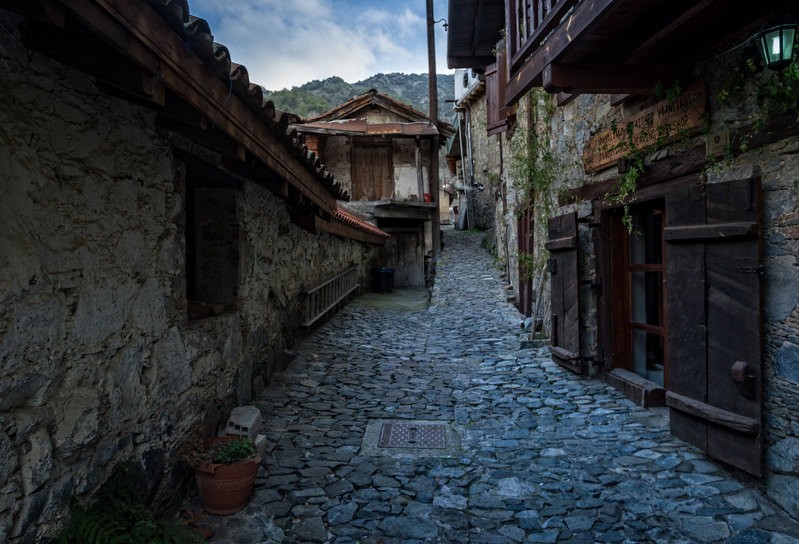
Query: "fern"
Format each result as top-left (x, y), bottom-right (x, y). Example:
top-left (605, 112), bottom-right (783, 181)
top-left (53, 463), bottom-right (200, 544)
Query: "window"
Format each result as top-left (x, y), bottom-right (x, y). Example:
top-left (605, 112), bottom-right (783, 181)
top-left (615, 202), bottom-right (666, 386)
top-left (185, 167), bottom-right (239, 319)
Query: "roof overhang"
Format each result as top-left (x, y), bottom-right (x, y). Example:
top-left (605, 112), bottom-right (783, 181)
top-left (7, 0), bottom-right (349, 214)
top-left (446, 0), bottom-right (505, 69)
top-left (448, 0), bottom-right (798, 104)
top-left (296, 120), bottom-right (441, 138)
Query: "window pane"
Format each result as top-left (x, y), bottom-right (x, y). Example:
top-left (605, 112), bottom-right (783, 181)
top-left (632, 330), bottom-right (664, 386)
top-left (631, 271), bottom-right (662, 326)
top-left (630, 208), bottom-right (663, 264)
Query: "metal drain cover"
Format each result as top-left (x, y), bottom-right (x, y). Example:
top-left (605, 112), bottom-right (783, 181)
top-left (378, 422), bottom-right (447, 449)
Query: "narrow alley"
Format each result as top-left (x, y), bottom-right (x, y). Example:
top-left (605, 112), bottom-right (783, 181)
top-left (189, 229), bottom-right (799, 544)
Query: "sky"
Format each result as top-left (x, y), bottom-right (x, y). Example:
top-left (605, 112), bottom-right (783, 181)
top-left (190, 0), bottom-right (452, 91)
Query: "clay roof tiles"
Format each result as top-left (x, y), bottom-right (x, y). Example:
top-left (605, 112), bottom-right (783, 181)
top-left (334, 208), bottom-right (390, 239)
top-left (144, 0), bottom-right (349, 201)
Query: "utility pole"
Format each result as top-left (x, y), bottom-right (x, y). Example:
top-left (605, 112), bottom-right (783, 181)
top-left (426, 0), bottom-right (441, 262)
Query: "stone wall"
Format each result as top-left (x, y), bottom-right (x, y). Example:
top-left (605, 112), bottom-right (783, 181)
top-left (0, 11), bottom-right (379, 542)
top-left (464, 98), bottom-right (502, 230)
top-left (484, 57), bottom-right (799, 516)
top-left (457, 35), bottom-right (799, 517)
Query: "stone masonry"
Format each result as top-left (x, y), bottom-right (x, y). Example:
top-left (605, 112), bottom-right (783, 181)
top-left (0, 10), bottom-right (379, 542)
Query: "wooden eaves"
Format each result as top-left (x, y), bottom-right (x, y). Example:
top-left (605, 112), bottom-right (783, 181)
top-left (11, 0), bottom-right (349, 221)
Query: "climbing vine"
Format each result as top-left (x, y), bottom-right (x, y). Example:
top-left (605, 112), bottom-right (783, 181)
top-left (707, 50), bottom-right (799, 174)
top-left (508, 90), bottom-right (560, 215)
top-left (602, 81), bottom-right (699, 231)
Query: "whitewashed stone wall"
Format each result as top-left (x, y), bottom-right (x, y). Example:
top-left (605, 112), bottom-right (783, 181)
top-left (0, 10), bottom-right (378, 542)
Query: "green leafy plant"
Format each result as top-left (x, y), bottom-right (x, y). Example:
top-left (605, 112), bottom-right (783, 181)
top-left (53, 463), bottom-right (200, 544)
top-left (210, 437), bottom-right (256, 465)
top-left (509, 90), bottom-right (562, 215)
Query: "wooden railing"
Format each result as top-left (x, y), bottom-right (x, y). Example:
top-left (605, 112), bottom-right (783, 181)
top-left (508, 0), bottom-right (577, 71)
top-left (303, 267), bottom-right (360, 326)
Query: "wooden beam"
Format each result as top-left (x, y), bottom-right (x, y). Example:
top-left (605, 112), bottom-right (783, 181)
top-left (23, 18), bottom-right (165, 106)
top-left (664, 222), bottom-right (758, 243)
top-left (666, 391), bottom-right (759, 435)
top-left (544, 235), bottom-right (578, 251)
top-left (58, 0), bottom-right (338, 214)
top-left (623, 0), bottom-right (717, 64)
top-left (556, 92), bottom-right (578, 107)
top-left (506, 0), bottom-right (618, 105)
top-left (543, 63), bottom-right (688, 94)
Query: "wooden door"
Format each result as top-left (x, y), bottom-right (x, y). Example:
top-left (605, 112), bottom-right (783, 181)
top-left (664, 177), bottom-right (762, 475)
top-left (352, 143), bottom-right (392, 201)
top-left (546, 212), bottom-right (582, 373)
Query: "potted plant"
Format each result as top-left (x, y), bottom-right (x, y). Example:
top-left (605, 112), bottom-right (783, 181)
top-left (188, 435), bottom-right (260, 515)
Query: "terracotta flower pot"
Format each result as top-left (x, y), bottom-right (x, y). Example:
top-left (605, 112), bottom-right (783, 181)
top-left (192, 436), bottom-right (260, 515)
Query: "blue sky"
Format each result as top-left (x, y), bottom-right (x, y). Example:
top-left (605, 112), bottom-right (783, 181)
top-left (190, 0), bottom-right (452, 91)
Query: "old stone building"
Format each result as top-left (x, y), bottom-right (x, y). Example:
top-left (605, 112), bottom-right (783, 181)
top-left (295, 91), bottom-right (453, 288)
top-left (449, 0), bottom-right (799, 520)
top-left (0, 1), bottom-right (387, 541)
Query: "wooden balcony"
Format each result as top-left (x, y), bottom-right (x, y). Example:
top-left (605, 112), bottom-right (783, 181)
top-left (449, 0), bottom-right (795, 106)
top-left (507, 0), bottom-right (576, 74)
top-left (503, 0), bottom-right (793, 104)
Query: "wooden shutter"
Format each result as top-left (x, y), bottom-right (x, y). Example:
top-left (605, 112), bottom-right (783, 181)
top-left (546, 212), bottom-right (583, 373)
top-left (352, 143), bottom-right (392, 200)
top-left (664, 177), bottom-right (762, 475)
top-left (486, 48), bottom-right (514, 136)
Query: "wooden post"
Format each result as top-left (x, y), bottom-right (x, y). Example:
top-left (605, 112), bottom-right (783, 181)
top-left (426, 0), bottom-right (440, 261)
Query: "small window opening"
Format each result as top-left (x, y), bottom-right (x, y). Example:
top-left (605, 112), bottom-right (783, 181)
top-left (185, 169), bottom-right (239, 320)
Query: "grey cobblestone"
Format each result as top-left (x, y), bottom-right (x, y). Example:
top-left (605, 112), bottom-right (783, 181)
top-left (185, 229), bottom-right (799, 543)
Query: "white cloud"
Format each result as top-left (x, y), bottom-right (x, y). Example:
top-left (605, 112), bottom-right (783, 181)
top-left (188, 0), bottom-right (450, 90)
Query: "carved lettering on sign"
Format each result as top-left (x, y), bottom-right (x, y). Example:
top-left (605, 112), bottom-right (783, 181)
top-left (582, 83), bottom-right (706, 173)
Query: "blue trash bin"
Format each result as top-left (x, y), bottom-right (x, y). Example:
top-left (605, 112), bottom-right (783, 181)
top-left (372, 267), bottom-right (395, 292)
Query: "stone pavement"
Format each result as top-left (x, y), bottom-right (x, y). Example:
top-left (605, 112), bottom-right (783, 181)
top-left (185, 229), bottom-right (799, 543)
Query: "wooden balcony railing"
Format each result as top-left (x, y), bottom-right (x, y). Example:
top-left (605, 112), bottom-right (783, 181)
top-left (508, 0), bottom-right (578, 71)
top-left (303, 267), bottom-right (360, 326)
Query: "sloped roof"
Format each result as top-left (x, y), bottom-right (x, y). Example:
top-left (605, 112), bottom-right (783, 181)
top-left (304, 89), bottom-right (454, 140)
top-left (298, 119), bottom-right (440, 137)
top-left (10, 0), bottom-right (349, 205)
top-left (334, 208), bottom-right (390, 240)
top-left (143, 0), bottom-right (349, 201)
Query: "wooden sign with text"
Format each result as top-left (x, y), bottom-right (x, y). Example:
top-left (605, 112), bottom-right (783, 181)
top-left (582, 83), bottom-right (706, 173)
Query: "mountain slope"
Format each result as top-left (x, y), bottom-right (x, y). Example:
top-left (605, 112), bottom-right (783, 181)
top-left (264, 73), bottom-right (455, 119)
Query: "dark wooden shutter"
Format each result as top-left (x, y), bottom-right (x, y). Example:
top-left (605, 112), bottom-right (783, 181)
top-left (665, 177), bottom-right (762, 475)
top-left (546, 212), bottom-right (583, 373)
top-left (486, 48), bottom-right (514, 136)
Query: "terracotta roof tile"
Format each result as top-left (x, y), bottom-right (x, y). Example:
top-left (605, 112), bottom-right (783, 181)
top-left (144, 0), bottom-right (349, 201)
top-left (334, 208), bottom-right (390, 239)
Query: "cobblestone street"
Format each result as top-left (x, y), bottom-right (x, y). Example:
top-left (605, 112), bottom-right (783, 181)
top-left (188, 229), bottom-right (799, 543)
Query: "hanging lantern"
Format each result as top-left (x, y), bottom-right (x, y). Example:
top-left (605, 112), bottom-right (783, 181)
top-left (757, 24), bottom-right (797, 71)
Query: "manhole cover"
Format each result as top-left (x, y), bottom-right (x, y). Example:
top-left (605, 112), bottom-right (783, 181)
top-left (377, 422), bottom-right (447, 449)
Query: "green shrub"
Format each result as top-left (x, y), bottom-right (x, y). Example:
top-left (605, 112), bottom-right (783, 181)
top-left (53, 463), bottom-right (200, 544)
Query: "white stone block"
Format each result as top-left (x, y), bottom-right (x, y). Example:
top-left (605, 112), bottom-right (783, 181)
top-left (224, 405), bottom-right (261, 441)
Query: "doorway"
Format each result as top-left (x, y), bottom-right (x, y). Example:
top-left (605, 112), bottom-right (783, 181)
top-left (610, 200), bottom-right (667, 387)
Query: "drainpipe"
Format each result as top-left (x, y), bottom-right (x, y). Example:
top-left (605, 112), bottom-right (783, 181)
top-left (463, 103), bottom-right (474, 230)
top-left (457, 109), bottom-right (467, 228)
